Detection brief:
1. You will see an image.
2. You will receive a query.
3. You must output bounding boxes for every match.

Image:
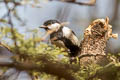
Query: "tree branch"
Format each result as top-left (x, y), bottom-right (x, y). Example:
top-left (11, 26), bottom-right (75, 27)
top-left (56, 0), bottom-right (96, 6)
top-left (87, 62), bottom-right (120, 80)
top-left (0, 55), bottom-right (79, 80)
top-left (4, 0), bottom-right (20, 54)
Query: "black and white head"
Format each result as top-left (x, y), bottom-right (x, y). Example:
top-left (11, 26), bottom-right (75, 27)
top-left (40, 20), bottom-right (61, 32)
top-left (40, 19), bottom-right (79, 44)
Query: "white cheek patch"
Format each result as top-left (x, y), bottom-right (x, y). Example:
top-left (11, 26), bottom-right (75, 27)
top-left (48, 23), bottom-right (60, 30)
top-left (62, 27), bottom-right (71, 37)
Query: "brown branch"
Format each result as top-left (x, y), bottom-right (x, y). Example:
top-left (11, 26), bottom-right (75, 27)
top-left (78, 54), bottom-right (106, 60)
top-left (56, 0), bottom-right (96, 6)
top-left (0, 56), bottom-right (77, 80)
top-left (0, 46), bottom-right (77, 80)
top-left (0, 0), bottom-right (21, 5)
top-left (0, 42), bottom-right (11, 52)
top-left (87, 62), bottom-right (120, 80)
top-left (68, 0), bottom-right (96, 6)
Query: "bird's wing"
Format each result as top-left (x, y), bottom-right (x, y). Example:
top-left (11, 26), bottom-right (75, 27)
top-left (62, 27), bottom-right (79, 46)
top-left (70, 32), bottom-right (79, 45)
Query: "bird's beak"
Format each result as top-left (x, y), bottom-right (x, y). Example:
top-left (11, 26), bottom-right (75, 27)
top-left (39, 25), bottom-right (47, 28)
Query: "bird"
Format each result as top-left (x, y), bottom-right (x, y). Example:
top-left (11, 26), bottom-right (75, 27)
top-left (39, 20), bottom-right (80, 63)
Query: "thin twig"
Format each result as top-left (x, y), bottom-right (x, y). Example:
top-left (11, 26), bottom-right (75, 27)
top-left (53, 0), bottom-right (96, 6)
top-left (79, 54), bottom-right (106, 60)
top-left (4, 0), bottom-right (20, 53)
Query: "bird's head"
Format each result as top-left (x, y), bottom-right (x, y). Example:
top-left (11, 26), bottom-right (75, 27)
top-left (39, 20), bottom-right (69, 41)
top-left (40, 20), bottom-right (61, 32)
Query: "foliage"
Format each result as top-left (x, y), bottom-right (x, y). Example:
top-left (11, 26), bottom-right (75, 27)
top-left (0, 26), bottom-right (120, 80)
